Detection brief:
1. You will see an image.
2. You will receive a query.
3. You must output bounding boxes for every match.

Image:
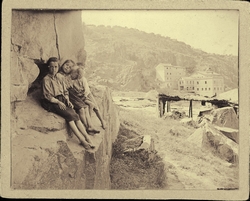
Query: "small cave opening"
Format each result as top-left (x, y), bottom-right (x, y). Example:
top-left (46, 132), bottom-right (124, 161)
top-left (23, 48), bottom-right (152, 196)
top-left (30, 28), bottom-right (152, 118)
top-left (28, 59), bottom-right (49, 96)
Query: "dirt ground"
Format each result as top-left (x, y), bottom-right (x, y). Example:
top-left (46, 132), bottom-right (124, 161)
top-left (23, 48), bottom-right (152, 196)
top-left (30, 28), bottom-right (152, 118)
top-left (111, 91), bottom-right (239, 190)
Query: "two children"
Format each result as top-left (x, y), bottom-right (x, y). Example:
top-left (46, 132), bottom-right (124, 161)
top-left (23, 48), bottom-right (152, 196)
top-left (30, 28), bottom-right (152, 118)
top-left (60, 59), bottom-right (106, 130)
top-left (41, 57), bottom-right (95, 150)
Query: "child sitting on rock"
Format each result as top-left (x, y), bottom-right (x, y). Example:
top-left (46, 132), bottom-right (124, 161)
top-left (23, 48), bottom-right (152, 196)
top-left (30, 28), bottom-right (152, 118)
top-left (60, 59), bottom-right (106, 130)
top-left (40, 57), bottom-right (95, 150)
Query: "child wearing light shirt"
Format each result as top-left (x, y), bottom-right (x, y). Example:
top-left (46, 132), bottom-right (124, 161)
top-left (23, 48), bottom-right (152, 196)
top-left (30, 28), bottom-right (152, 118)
top-left (41, 57), bottom-right (95, 150)
top-left (60, 59), bottom-right (106, 130)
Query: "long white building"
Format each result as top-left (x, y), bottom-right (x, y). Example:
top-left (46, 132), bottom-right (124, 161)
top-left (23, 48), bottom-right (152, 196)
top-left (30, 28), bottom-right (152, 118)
top-left (178, 69), bottom-right (224, 97)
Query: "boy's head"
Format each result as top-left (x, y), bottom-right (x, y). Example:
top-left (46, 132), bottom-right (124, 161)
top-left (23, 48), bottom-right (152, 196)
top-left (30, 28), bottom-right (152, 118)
top-left (47, 57), bottom-right (59, 76)
top-left (61, 59), bottom-right (75, 74)
top-left (70, 68), bottom-right (80, 80)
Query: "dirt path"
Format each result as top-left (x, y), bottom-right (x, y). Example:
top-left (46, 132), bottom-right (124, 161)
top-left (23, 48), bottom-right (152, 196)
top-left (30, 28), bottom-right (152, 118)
top-left (113, 95), bottom-right (238, 190)
top-left (163, 155), bottom-right (217, 189)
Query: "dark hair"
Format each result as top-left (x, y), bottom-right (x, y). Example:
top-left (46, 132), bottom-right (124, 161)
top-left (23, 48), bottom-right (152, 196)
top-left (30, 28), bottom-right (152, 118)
top-left (47, 57), bottom-right (59, 66)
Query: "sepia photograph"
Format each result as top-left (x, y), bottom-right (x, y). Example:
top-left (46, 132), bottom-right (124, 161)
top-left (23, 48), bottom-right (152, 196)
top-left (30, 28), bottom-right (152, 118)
top-left (1, 0), bottom-right (249, 199)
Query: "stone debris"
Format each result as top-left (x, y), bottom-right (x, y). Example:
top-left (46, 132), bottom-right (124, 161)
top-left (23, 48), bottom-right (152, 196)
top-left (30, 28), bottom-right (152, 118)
top-left (123, 135), bottom-right (154, 153)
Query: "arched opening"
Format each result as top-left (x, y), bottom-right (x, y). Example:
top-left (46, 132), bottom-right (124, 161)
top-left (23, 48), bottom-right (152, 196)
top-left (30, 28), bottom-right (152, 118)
top-left (28, 59), bottom-right (49, 96)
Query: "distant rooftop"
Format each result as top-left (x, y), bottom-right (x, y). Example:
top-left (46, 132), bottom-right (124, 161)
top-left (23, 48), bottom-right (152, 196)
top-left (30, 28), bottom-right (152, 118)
top-left (156, 63), bottom-right (186, 68)
top-left (179, 69), bottom-right (222, 80)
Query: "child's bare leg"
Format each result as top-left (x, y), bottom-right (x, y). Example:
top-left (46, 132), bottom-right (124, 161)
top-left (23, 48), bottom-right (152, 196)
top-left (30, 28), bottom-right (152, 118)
top-left (85, 100), bottom-right (94, 117)
top-left (85, 93), bottom-right (105, 129)
top-left (78, 108), bottom-right (89, 128)
top-left (93, 108), bottom-right (106, 129)
top-left (68, 121), bottom-right (93, 149)
top-left (74, 120), bottom-right (95, 148)
top-left (84, 107), bottom-right (100, 133)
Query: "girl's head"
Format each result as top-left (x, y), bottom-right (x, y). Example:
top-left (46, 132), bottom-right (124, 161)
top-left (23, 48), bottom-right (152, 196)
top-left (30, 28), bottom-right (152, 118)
top-left (47, 57), bottom-right (59, 76)
top-left (61, 59), bottom-right (75, 75)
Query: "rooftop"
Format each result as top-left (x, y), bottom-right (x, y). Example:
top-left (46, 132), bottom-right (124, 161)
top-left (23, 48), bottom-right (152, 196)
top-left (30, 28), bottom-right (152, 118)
top-left (156, 63), bottom-right (186, 69)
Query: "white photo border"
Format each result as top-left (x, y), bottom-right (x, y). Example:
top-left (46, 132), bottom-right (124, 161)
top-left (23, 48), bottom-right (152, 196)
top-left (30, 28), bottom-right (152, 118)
top-left (1, 0), bottom-right (249, 199)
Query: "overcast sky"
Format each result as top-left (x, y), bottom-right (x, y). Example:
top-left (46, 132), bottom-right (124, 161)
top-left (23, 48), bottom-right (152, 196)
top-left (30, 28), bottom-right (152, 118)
top-left (81, 10), bottom-right (239, 56)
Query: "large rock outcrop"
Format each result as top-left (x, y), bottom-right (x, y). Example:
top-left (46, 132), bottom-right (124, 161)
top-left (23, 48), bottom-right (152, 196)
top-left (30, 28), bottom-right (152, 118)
top-left (12, 86), bottom-right (120, 189)
top-left (11, 10), bottom-right (86, 102)
top-left (11, 10), bottom-right (120, 189)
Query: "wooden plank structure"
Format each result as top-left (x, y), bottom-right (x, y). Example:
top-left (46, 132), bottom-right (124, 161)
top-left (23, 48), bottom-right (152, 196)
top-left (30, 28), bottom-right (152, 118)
top-left (157, 93), bottom-right (238, 118)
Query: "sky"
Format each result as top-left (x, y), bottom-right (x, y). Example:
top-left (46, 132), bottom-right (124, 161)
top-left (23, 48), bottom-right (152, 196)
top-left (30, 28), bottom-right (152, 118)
top-left (81, 10), bottom-right (239, 56)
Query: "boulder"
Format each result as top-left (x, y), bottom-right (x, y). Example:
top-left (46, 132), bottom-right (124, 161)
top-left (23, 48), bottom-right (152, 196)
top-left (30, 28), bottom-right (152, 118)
top-left (123, 135), bottom-right (154, 153)
top-left (122, 136), bottom-right (143, 152)
top-left (188, 123), bottom-right (238, 163)
top-left (210, 107), bottom-right (239, 129)
top-left (11, 86), bottom-right (120, 189)
top-left (214, 126), bottom-right (239, 144)
top-left (10, 53), bottom-right (39, 102)
top-left (204, 124), bottom-right (238, 163)
top-left (11, 90), bottom-right (66, 134)
top-left (89, 85), bottom-right (120, 143)
top-left (138, 135), bottom-right (153, 151)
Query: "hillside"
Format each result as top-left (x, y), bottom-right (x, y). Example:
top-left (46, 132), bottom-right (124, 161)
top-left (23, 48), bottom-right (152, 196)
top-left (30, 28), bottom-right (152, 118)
top-left (82, 24), bottom-right (238, 92)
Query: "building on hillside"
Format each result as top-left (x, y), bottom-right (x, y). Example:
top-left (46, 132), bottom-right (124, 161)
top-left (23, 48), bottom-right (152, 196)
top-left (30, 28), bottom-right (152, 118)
top-left (178, 69), bottom-right (224, 97)
top-left (155, 63), bottom-right (187, 89)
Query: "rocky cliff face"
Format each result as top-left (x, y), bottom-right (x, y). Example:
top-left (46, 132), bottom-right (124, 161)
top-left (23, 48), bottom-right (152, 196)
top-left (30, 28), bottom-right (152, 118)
top-left (11, 10), bottom-right (86, 102)
top-left (11, 10), bottom-right (120, 189)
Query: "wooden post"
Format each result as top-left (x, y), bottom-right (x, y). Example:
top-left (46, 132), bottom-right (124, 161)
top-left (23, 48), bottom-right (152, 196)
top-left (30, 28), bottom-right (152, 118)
top-left (163, 100), bottom-right (166, 115)
top-left (159, 98), bottom-right (164, 118)
top-left (167, 101), bottom-right (171, 112)
top-left (189, 99), bottom-right (193, 118)
top-left (157, 95), bottom-right (160, 118)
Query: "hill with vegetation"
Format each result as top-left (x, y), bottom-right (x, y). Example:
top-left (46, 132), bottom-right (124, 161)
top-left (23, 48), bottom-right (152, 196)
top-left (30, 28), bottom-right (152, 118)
top-left (82, 24), bottom-right (238, 92)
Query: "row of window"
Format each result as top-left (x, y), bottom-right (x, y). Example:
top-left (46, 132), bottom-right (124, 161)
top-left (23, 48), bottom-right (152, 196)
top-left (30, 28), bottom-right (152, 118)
top-left (166, 73), bottom-right (184, 75)
top-left (184, 87), bottom-right (223, 91)
top-left (179, 80), bottom-right (223, 84)
top-left (197, 87), bottom-right (222, 91)
top-left (165, 67), bottom-right (185, 70)
top-left (180, 80), bottom-right (208, 84)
